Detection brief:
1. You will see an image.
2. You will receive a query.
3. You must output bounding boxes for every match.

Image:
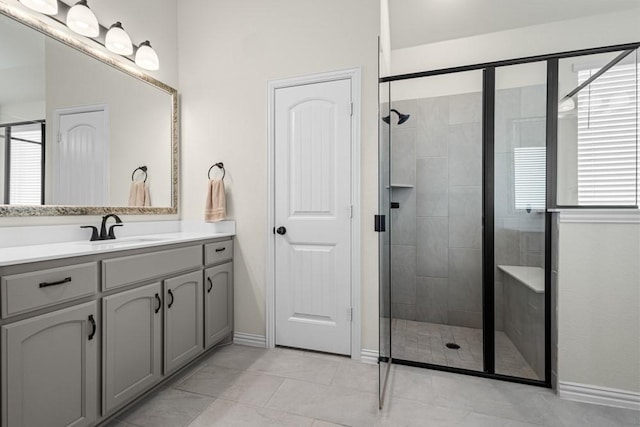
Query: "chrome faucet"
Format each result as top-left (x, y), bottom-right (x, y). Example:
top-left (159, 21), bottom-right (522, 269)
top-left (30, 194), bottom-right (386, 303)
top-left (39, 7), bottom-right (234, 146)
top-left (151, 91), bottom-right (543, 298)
top-left (81, 214), bottom-right (123, 241)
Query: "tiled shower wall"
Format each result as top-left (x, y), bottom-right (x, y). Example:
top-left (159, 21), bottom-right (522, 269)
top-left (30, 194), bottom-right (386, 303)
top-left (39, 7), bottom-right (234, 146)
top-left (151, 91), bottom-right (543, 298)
top-left (390, 93), bottom-right (484, 328)
top-left (390, 85), bottom-right (546, 331)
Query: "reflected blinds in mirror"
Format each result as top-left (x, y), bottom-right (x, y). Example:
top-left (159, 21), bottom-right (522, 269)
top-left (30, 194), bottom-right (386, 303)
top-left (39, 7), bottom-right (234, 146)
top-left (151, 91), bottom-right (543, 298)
top-left (2, 122), bottom-right (44, 205)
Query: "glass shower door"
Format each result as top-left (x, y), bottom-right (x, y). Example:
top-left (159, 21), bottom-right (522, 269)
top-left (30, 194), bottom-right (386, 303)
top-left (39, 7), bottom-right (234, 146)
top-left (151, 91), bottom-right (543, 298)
top-left (378, 81), bottom-right (392, 409)
top-left (387, 71), bottom-right (485, 372)
top-left (494, 62), bottom-right (548, 380)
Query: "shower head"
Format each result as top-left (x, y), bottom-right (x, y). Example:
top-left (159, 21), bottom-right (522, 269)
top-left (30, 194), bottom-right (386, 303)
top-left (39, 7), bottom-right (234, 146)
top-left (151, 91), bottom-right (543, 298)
top-left (396, 110), bottom-right (411, 124)
top-left (382, 109), bottom-right (410, 125)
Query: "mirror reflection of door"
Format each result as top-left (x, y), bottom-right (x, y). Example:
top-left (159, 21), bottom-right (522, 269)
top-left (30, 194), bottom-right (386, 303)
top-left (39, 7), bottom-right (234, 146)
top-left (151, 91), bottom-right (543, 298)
top-left (1, 121), bottom-right (45, 205)
top-left (54, 106), bottom-right (108, 206)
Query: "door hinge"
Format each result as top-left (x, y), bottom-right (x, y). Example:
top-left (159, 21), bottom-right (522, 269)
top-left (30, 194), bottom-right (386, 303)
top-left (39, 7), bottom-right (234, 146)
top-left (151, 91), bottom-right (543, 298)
top-left (57, 133), bottom-right (62, 143)
top-left (350, 205), bottom-right (353, 219)
top-left (347, 307), bottom-right (353, 322)
top-left (374, 214), bottom-right (386, 232)
top-left (350, 102), bottom-right (353, 116)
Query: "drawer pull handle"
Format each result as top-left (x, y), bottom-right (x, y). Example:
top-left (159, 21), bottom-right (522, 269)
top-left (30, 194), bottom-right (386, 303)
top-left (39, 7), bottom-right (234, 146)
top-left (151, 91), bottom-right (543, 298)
top-left (39, 277), bottom-right (72, 288)
top-left (215, 247), bottom-right (226, 253)
top-left (154, 293), bottom-right (162, 314)
top-left (167, 289), bottom-right (174, 308)
top-left (88, 315), bottom-right (96, 340)
top-left (207, 277), bottom-right (213, 293)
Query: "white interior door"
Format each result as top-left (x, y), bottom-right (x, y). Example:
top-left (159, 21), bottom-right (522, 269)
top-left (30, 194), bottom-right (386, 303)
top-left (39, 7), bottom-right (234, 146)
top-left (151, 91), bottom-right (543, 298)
top-left (55, 108), bottom-right (108, 205)
top-left (274, 78), bottom-right (352, 355)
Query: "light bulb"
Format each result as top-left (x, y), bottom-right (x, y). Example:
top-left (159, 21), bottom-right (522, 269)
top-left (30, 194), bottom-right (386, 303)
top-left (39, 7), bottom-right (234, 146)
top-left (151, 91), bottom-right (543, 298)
top-left (135, 40), bottom-right (159, 71)
top-left (19, 0), bottom-right (58, 15)
top-left (558, 96), bottom-right (576, 113)
top-left (106, 22), bottom-right (133, 55)
top-left (66, 0), bottom-right (99, 37)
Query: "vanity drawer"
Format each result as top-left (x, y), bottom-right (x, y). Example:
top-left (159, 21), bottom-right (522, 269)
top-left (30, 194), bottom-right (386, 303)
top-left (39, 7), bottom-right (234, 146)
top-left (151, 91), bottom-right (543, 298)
top-left (103, 245), bottom-right (202, 290)
top-left (1, 262), bottom-right (98, 318)
top-left (204, 240), bottom-right (233, 265)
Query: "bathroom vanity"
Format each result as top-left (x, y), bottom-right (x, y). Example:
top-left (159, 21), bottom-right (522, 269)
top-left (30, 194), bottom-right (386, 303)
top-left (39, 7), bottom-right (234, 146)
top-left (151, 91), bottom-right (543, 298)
top-left (0, 233), bottom-right (234, 427)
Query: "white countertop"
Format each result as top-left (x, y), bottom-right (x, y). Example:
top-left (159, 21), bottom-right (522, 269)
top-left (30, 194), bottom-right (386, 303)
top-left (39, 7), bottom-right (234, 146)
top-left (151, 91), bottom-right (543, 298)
top-left (0, 231), bottom-right (234, 267)
top-left (497, 265), bottom-right (545, 294)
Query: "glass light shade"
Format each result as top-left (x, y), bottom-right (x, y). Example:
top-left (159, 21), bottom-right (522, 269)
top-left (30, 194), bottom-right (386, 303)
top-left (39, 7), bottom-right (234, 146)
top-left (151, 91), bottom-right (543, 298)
top-left (558, 96), bottom-right (576, 113)
top-left (66, 0), bottom-right (99, 37)
top-left (135, 41), bottom-right (159, 71)
top-left (19, 0), bottom-right (58, 15)
top-left (105, 22), bottom-right (133, 55)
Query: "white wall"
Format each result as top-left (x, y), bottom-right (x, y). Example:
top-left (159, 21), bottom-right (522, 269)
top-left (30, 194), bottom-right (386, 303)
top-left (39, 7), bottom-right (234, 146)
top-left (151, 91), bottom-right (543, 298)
top-left (0, 0), bottom-right (178, 226)
top-left (558, 217), bottom-right (640, 393)
top-left (177, 0), bottom-right (380, 351)
top-left (388, 8), bottom-right (640, 394)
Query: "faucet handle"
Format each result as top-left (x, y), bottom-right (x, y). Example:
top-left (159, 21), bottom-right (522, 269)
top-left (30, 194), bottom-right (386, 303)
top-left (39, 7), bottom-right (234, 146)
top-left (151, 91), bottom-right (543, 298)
top-left (80, 226), bottom-right (99, 241)
top-left (107, 224), bottom-right (124, 239)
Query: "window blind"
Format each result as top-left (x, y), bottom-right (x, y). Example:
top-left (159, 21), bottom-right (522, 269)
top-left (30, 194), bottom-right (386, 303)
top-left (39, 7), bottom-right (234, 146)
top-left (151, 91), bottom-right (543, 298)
top-left (8, 126), bottom-right (42, 205)
top-left (514, 146), bottom-right (546, 211)
top-left (577, 64), bottom-right (639, 206)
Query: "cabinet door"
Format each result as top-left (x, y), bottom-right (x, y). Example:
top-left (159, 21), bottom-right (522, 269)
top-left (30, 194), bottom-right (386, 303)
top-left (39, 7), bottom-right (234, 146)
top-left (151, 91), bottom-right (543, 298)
top-left (204, 262), bottom-right (233, 348)
top-left (103, 282), bottom-right (162, 414)
top-left (1, 301), bottom-right (98, 427)
top-left (164, 270), bottom-right (203, 374)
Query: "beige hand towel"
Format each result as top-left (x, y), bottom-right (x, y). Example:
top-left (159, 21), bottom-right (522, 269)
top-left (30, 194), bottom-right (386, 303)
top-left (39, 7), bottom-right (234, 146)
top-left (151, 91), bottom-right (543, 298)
top-left (205, 179), bottom-right (226, 222)
top-left (142, 182), bottom-right (151, 207)
top-left (128, 182), bottom-right (151, 207)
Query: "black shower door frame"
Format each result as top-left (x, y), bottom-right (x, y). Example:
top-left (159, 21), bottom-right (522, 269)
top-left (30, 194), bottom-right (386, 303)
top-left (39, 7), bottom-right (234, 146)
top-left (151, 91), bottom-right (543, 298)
top-left (379, 41), bottom-right (640, 388)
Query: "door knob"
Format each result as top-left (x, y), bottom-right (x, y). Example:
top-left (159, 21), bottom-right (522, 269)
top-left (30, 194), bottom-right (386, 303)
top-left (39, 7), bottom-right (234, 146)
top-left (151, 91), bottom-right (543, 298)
top-left (276, 226), bottom-right (287, 235)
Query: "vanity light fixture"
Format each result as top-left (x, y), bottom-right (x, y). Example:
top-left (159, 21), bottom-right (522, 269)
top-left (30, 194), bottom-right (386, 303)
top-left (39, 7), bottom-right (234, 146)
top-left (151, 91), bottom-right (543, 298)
top-left (19, 0), bottom-right (58, 15)
top-left (66, 0), bottom-right (99, 37)
top-left (135, 40), bottom-right (159, 71)
top-left (105, 22), bottom-right (133, 55)
top-left (18, 0), bottom-right (160, 71)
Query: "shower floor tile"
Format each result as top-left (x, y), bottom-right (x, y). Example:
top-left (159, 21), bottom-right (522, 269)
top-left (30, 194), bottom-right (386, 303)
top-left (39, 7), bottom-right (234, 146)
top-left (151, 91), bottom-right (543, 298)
top-left (391, 319), bottom-right (539, 380)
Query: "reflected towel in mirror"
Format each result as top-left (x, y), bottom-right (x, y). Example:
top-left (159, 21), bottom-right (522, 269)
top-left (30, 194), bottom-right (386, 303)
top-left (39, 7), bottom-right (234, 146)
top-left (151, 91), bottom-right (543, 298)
top-left (205, 179), bottom-right (226, 222)
top-left (128, 181), bottom-right (151, 207)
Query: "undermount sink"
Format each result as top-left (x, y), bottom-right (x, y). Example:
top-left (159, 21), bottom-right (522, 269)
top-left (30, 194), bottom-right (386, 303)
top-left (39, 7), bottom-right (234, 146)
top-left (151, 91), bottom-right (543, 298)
top-left (79, 236), bottom-right (168, 246)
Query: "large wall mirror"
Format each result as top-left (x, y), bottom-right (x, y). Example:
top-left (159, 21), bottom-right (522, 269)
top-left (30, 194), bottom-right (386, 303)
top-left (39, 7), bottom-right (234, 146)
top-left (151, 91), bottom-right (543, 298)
top-left (0, 3), bottom-right (177, 216)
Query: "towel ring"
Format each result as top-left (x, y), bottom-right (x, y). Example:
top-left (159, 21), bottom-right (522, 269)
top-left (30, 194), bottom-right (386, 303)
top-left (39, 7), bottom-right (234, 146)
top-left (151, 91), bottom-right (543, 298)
top-left (208, 162), bottom-right (225, 180)
top-left (132, 166), bottom-right (148, 183)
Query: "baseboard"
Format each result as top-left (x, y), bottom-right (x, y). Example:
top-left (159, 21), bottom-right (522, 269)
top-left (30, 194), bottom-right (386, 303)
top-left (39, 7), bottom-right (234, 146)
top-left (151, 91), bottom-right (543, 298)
top-left (360, 349), bottom-right (379, 365)
top-left (558, 381), bottom-right (640, 411)
top-left (233, 332), bottom-right (267, 348)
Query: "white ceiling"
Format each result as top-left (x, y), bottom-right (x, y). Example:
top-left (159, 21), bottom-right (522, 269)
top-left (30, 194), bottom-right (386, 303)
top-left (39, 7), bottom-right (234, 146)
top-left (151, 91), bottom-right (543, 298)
top-left (389, 0), bottom-right (640, 50)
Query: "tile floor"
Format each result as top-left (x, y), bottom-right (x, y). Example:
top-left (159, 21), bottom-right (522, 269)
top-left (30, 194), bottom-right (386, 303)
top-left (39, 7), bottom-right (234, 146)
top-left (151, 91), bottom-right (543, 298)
top-left (106, 344), bottom-right (639, 427)
top-left (391, 319), bottom-right (539, 380)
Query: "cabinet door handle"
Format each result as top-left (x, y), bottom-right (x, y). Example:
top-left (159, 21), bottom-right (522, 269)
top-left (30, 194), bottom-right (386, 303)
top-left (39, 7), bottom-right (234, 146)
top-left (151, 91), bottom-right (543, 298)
top-left (154, 293), bottom-right (162, 313)
top-left (39, 277), bottom-right (72, 288)
top-left (215, 247), bottom-right (226, 253)
top-left (207, 277), bottom-right (213, 293)
top-left (167, 289), bottom-right (174, 308)
top-left (88, 315), bottom-right (96, 340)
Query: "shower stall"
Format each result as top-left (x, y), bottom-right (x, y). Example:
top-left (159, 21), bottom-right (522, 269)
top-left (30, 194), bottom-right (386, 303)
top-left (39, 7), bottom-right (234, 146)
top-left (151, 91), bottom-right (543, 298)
top-left (378, 43), bottom-right (640, 406)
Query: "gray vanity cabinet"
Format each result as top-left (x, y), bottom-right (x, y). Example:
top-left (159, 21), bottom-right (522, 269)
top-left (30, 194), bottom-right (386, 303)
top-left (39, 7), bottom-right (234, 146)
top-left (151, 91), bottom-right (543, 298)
top-left (164, 270), bottom-right (204, 374)
top-left (1, 301), bottom-right (98, 427)
top-left (0, 237), bottom-right (234, 427)
top-left (204, 262), bottom-right (233, 348)
top-left (102, 282), bottom-right (162, 414)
